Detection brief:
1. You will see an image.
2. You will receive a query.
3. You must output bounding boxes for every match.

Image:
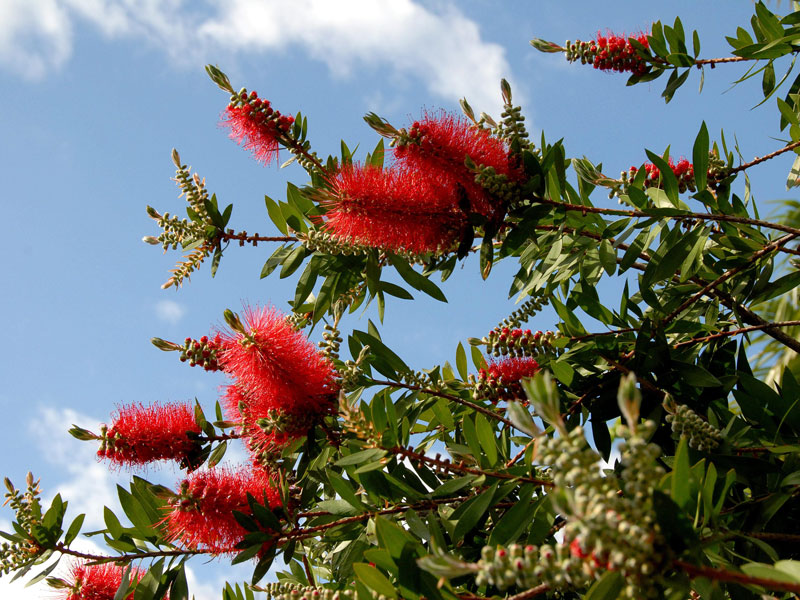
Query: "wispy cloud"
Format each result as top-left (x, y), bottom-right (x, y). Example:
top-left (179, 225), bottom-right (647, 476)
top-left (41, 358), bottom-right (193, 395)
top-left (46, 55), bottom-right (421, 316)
top-left (0, 0), bottom-right (518, 113)
top-left (155, 299), bottom-right (187, 324)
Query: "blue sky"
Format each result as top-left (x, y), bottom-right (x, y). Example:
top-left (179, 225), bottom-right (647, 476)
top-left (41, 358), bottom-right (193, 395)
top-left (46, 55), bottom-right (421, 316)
top-left (0, 1), bottom-right (792, 597)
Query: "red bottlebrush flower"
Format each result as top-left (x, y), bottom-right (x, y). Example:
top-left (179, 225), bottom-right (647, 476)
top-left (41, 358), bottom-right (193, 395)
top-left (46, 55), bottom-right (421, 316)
top-left (163, 467), bottom-right (282, 553)
top-left (394, 112), bottom-right (520, 220)
top-left (476, 357), bottom-right (540, 403)
top-left (97, 402), bottom-right (201, 468)
top-left (324, 164), bottom-right (468, 254)
top-left (593, 31), bottom-right (650, 75)
top-left (218, 306), bottom-right (338, 421)
top-left (628, 157), bottom-right (696, 193)
top-left (222, 384), bottom-right (305, 465)
top-left (61, 562), bottom-right (145, 600)
top-left (566, 31), bottom-right (650, 76)
top-left (222, 90), bottom-right (294, 166)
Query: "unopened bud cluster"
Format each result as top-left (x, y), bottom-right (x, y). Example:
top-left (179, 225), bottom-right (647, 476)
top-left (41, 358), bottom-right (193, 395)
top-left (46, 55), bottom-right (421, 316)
top-left (298, 230), bottom-right (369, 256)
top-left (258, 583), bottom-right (358, 600)
top-left (399, 368), bottom-right (444, 391)
top-left (318, 324), bottom-right (343, 360)
top-left (256, 409), bottom-right (312, 435)
top-left (615, 152), bottom-right (728, 199)
top-left (1, 475), bottom-right (42, 576)
top-left (481, 328), bottom-right (559, 358)
top-left (474, 422), bottom-right (666, 598)
top-left (179, 335), bottom-right (222, 371)
top-left (471, 357), bottom-right (539, 404)
top-left (564, 33), bottom-right (650, 76)
top-left (229, 89), bottom-right (294, 137)
top-left (498, 103), bottom-right (531, 151)
top-left (474, 165), bottom-right (518, 205)
top-left (666, 404), bottom-right (722, 451)
top-left (337, 346), bottom-right (371, 391)
top-left (476, 542), bottom-right (584, 591)
top-left (144, 207), bottom-right (205, 251)
top-left (497, 295), bottom-right (549, 330)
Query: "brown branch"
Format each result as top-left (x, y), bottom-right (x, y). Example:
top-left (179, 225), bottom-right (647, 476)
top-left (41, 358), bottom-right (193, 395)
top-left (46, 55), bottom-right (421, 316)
top-left (284, 497), bottom-right (480, 542)
top-left (707, 287), bottom-right (800, 353)
top-left (52, 542), bottom-right (208, 563)
top-left (506, 439), bottom-right (535, 467)
top-left (729, 140), bottom-right (800, 174)
top-left (197, 432), bottom-right (243, 443)
top-left (508, 584), bottom-right (551, 600)
top-left (662, 233), bottom-right (798, 327)
top-left (694, 56), bottom-right (751, 66)
top-left (675, 559), bottom-right (800, 594)
top-left (301, 551), bottom-right (316, 586)
top-left (702, 529), bottom-right (800, 544)
top-left (389, 445), bottom-right (553, 487)
top-left (368, 379), bottom-right (516, 429)
top-left (218, 230), bottom-right (298, 246)
top-left (673, 320), bottom-right (800, 349)
top-left (535, 197), bottom-right (800, 238)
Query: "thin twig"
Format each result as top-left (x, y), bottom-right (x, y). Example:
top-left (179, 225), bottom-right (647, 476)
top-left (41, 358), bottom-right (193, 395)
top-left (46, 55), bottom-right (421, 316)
top-left (389, 445), bottom-right (553, 487)
top-left (535, 197), bottom-right (800, 238)
top-left (729, 140), bottom-right (800, 174)
top-left (673, 320), bottom-right (800, 348)
top-left (661, 233), bottom-right (798, 327)
top-left (694, 56), bottom-right (751, 65)
top-left (675, 559), bottom-right (800, 593)
top-left (52, 542), bottom-right (208, 562)
top-left (368, 379), bottom-right (516, 429)
top-left (507, 583), bottom-right (551, 600)
top-left (218, 230), bottom-right (298, 245)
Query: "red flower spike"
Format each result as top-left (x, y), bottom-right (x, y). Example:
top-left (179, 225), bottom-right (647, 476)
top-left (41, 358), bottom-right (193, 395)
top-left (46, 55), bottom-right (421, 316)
top-left (62, 562), bottom-right (148, 600)
top-left (591, 31), bottom-right (650, 76)
top-left (218, 306), bottom-right (339, 420)
top-left (477, 357), bottom-right (540, 403)
top-left (163, 467), bottom-right (282, 553)
top-left (98, 401), bottom-right (201, 468)
top-left (394, 111), bottom-right (520, 220)
top-left (629, 157), bottom-right (696, 193)
top-left (222, 384), bottom-right (305, 466)
top-left (222, 91), bottom-right (294, 166)
top-left (324, 164), bottom-right (468, 254)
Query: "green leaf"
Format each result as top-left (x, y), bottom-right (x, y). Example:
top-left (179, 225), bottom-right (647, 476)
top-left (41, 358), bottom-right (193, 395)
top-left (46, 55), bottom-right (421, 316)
top-left (432, 475), bottom-right (475, 498)
top-left (584, 571), bottom-right (624, 600)
top-left (279, 245), bottom-right (307, 279)
top-left (475, 415), bottom-right (498, 466)
top-left (118, 486), bottom-right (154, 535)
top-left (598, 239), bottom-right (616, 275)
top-left (328, 470), bottom-right (367, 512)
top-left (337, 448), bottom-right (387, 466)
top-left (741, 562), bottom-right (800, 584)
top-left (671, 436), bottom-right (691, 509)
top-left (388, 254), bottom-right (447, 302)
top-left (103, 507), bottom-right (123, 539)
top-left (353, 563), bottom-right (397, 598)
top-left (692, 122), bottom-right (709, 192)
top-left (487, 486), bottom-right (536, 546)
top-left (207, 440), bottom-right (228, 468)
top-left (264, 195), bottom-right (288, 235)
top-left (787, 154), bottom-right (800, 190)
top-left (63, 514), bottom-right (84, 546)
top-left (452, 483), bottom-right (498, 542)
top-left (455, 342), bottom-right (468, 380)
top-left (506, 401), bottom-right (540, 437)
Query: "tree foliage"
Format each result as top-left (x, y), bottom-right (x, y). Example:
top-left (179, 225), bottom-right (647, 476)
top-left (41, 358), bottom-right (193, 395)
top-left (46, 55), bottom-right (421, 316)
top-left (6, 3), bottom-right (800, 599)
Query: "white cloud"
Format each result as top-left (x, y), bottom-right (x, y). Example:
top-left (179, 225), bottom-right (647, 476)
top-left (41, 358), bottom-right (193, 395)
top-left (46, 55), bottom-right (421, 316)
top-left (155, 299), bottom-right (187, 324)
top-left (0, 0), bottom-right (518, 113)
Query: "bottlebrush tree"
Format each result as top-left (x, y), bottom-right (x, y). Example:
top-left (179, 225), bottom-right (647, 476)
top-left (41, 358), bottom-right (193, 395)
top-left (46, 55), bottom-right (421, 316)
top-left (6, 3), bottom-right (800, 600)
